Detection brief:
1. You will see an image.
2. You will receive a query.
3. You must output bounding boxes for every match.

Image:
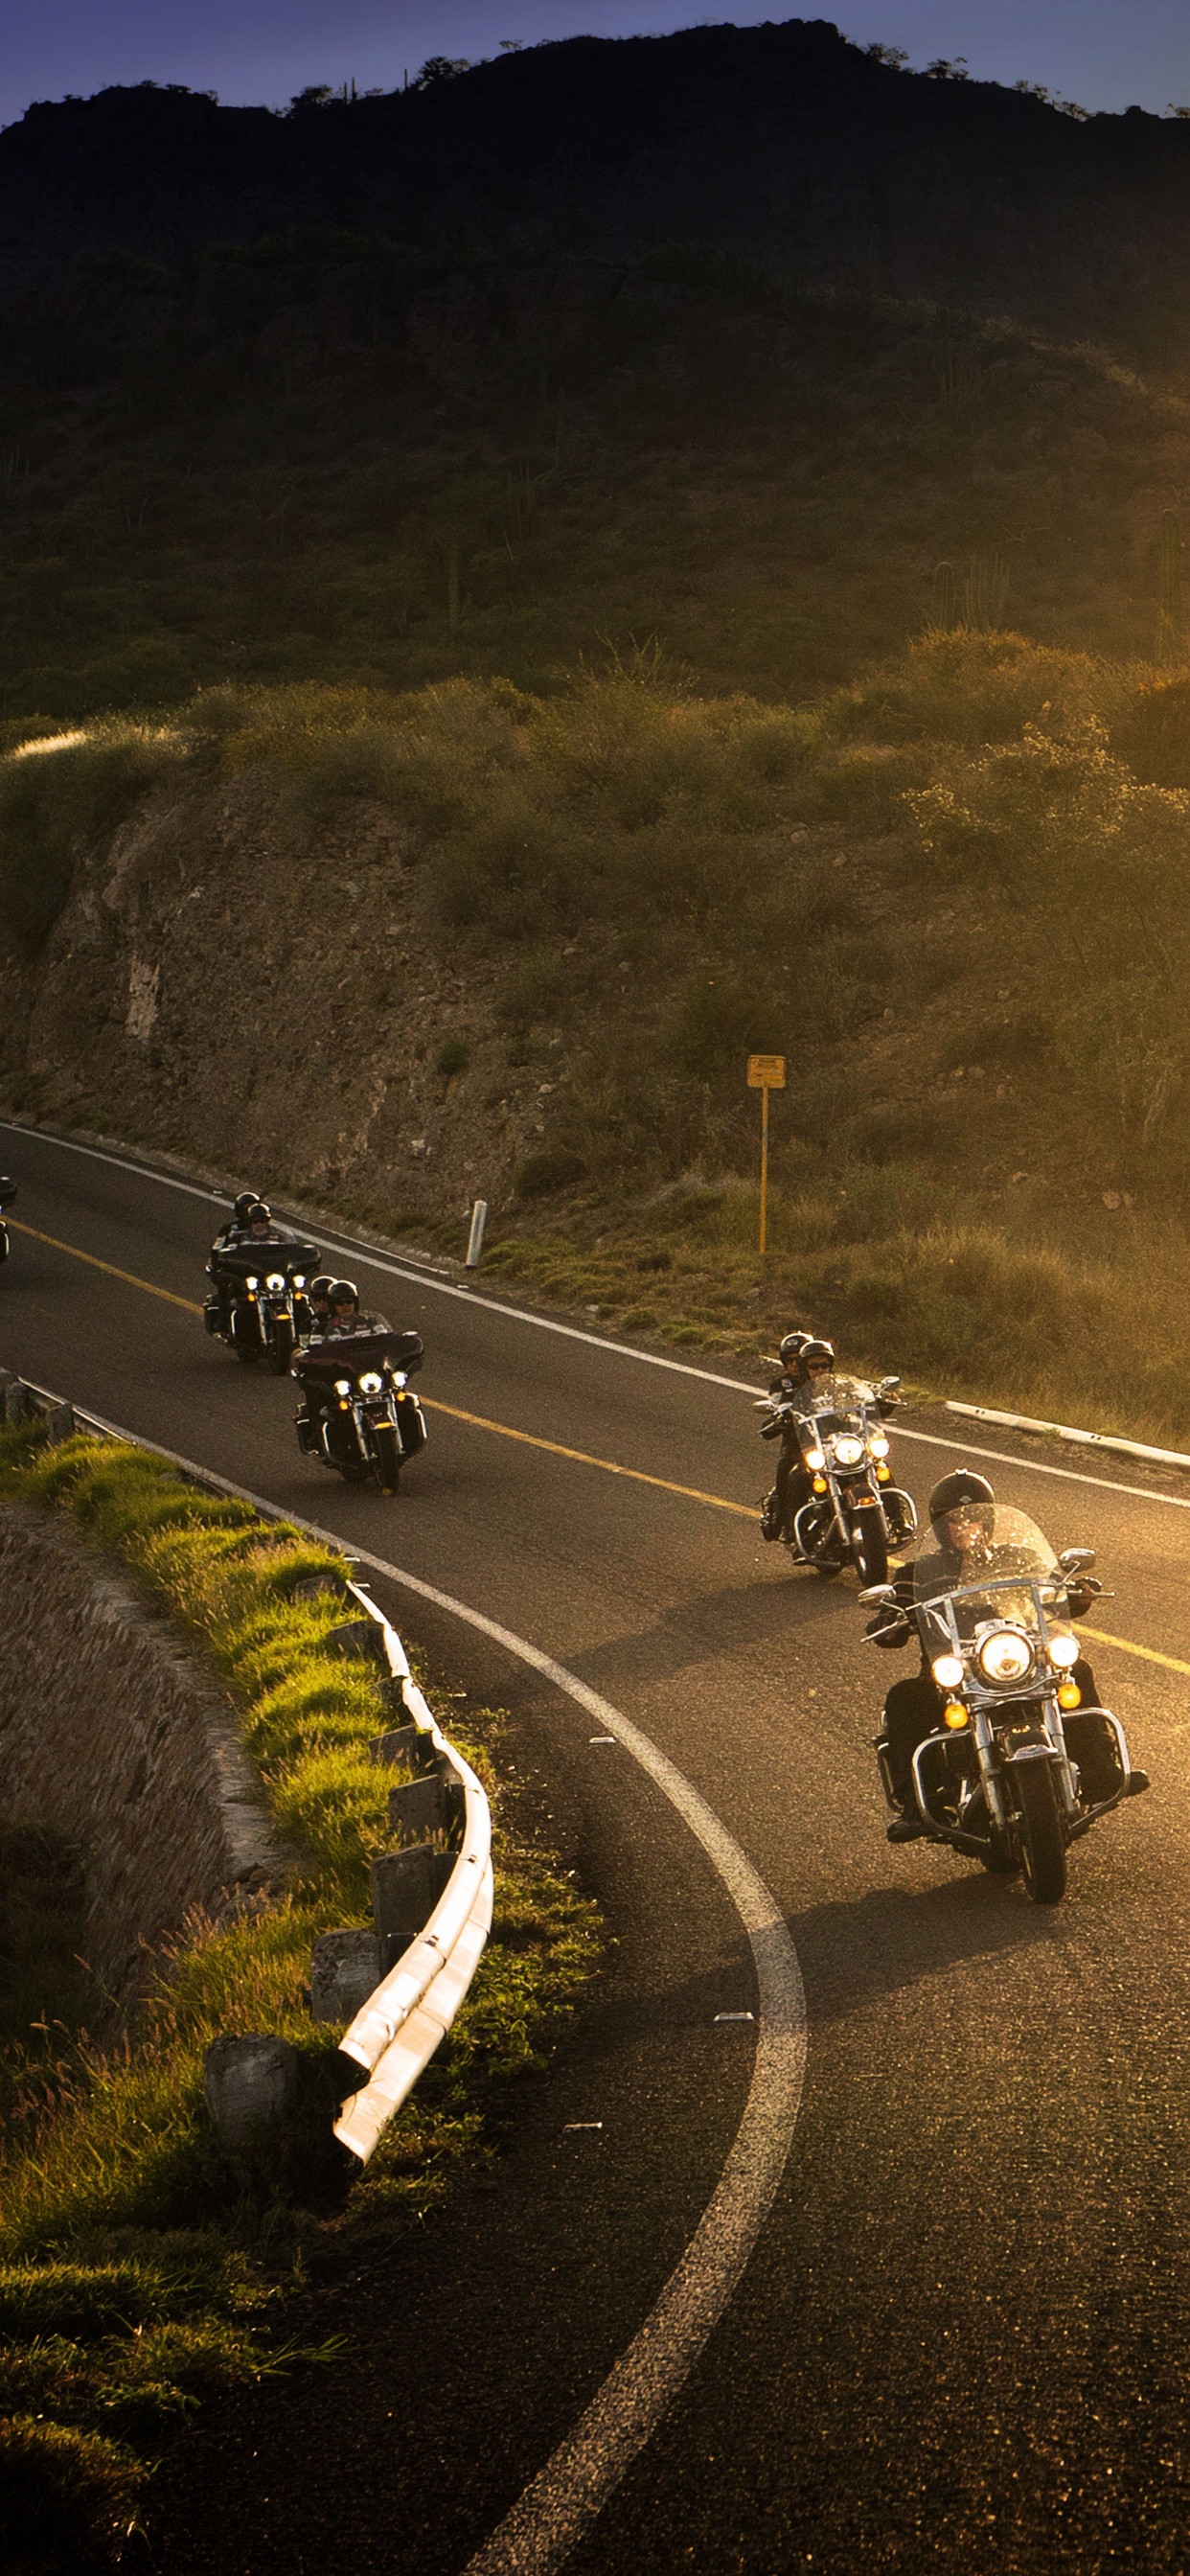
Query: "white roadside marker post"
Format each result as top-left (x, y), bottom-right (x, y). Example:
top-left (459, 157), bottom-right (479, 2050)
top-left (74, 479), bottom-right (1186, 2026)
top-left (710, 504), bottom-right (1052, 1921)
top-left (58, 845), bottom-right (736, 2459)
top-left (466, 1198), bottom-right (488, 1269)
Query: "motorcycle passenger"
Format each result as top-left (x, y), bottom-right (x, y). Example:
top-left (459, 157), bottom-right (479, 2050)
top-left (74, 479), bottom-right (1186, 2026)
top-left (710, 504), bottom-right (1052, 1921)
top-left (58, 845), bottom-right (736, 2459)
top-left (304, 1274), bottom-right (335, 1338)
top-left (869, 1469), bottom-right (1120, 1841)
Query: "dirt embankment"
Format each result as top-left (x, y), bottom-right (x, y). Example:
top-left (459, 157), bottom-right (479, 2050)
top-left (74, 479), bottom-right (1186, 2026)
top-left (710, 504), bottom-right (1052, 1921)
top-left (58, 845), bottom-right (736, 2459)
top-left (0, 771), bottom-right (569, 1224)
top-left (0, 1501), bottom-right (286, 2007)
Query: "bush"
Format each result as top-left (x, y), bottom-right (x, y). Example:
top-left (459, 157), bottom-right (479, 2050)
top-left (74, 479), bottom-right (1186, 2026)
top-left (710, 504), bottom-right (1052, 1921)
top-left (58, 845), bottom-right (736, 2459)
top-left (436, 1034), bottom-right (469, 1076)
top-left (0, 2415), bottom-right (145, 2571)
top-left (515, 1148), bottom-right (586, 1197)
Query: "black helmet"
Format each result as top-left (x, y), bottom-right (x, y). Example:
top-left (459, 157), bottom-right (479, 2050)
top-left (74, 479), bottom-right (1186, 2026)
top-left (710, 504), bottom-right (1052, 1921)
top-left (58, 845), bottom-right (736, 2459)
top-left (232, 1190), bottom-right (259, 1224)
top-left (800, 1338), bottom-right (835, 1374)
top-left (245, 1201), bottom-right (272, 1228)
top-left (309, 1274), bottom-right (334, 1305)
top-left (327, 1277), bottom-right (358, 1307)
top-left (780, 1330), bottom-right (813, 1368)
top-left (928, 1469), bottom-right (995, 1541)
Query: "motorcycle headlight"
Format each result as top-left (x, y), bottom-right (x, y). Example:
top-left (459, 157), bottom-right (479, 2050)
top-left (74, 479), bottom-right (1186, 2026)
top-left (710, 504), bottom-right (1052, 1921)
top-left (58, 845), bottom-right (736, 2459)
top-left (834, 1435), bottom-right (864, 1467)
top-left (334, 1376), bottom-right (352, 1396)
top-left (292, 1274), bottom-right (306, 1289)
top-left (359, 1371), bottom-right (383, 1395)
top-left (868, 1432), bottom-right (889, 1459)
top-left (266, 1272), bottom-right (286, 1292)
top-left (976, 1628), bottom-right (1035, 1686)
top-left (1047, 1630), bottom-right (1080, 1669)
top-left (931, 1653), bottom-right (965, 1690)
top-left (805, 1445), bottom-right (825, 1471)
top-left (245, 1275), bottom-right (259, 1290)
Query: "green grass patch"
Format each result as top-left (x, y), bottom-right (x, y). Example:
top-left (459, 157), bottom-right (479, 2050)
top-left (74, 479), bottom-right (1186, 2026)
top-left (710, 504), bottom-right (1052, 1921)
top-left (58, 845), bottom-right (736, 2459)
top-left (0, 1423), bottom-right (601, 2565)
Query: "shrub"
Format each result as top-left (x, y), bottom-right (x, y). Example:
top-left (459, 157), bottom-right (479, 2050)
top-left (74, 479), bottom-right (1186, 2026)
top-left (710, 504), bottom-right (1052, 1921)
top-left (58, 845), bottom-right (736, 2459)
top-left (515, 1148), bottom-right (586, 1197)
top-left (436, 1033), bottom-right (469, 1076)
top-left (0, 723), bottom-right (186, 956)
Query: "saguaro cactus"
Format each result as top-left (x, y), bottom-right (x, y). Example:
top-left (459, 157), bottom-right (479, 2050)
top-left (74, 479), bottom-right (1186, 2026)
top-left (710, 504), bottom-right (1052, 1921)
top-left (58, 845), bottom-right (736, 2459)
top-left (930, 561), bottom-right (957, 629)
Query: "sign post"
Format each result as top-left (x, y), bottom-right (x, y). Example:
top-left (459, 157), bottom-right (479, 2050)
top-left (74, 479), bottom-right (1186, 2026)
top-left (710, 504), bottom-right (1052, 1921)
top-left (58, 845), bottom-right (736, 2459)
top-left (746, 1054), bottom-right (786, 1258)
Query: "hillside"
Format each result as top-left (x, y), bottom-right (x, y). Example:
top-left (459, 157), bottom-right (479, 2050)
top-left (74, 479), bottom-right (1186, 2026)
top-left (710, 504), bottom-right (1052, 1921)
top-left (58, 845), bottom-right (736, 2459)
top-left (5, 634), bottom-right (1190, 1439)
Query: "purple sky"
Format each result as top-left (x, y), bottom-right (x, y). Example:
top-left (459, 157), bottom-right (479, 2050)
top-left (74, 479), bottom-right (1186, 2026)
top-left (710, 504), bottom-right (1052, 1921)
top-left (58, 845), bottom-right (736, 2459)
top-left (5, 3), bottom-right (1190, 130)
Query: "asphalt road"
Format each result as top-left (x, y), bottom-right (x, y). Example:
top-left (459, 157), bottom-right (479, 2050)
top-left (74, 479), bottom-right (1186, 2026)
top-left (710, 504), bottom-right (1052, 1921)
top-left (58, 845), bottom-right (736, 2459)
top-left (2, 1120), bottom-right (1188, 2576)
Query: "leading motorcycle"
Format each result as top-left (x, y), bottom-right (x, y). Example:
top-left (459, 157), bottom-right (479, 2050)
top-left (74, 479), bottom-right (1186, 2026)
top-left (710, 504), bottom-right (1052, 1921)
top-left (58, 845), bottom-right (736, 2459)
top-left (758, 1372), bottom-right (916, 1584)
top-left (204, 1241), bottom-right (322, 1373)
top-left (864, 1503), bottom-right (1148, 1902)
top-left (293, 1328), bottom-right (427, 1494)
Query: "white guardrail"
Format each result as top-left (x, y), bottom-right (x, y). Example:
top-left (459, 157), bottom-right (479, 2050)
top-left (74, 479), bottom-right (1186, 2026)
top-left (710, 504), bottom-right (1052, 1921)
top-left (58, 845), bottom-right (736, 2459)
top-left (0, 1368), bottom-right (492, 2166)
top-left (946, 1400), bottom-right (1190, 1475)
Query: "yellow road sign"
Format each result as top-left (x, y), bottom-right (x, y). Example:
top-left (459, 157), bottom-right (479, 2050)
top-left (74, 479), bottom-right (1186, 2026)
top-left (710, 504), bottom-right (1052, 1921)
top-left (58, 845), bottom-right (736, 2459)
top-left (747, 1054), bottom-right (786, 1088)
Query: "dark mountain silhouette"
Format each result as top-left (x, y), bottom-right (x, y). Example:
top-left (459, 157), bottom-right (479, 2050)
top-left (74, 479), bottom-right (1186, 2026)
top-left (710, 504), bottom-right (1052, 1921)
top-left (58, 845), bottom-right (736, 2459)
top-left (1, 20), bottom-right (1190, 362)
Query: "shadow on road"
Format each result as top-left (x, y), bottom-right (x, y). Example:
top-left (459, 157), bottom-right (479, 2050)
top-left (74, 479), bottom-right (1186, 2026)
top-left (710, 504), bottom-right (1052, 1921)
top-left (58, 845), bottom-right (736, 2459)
top-left (788, 1870), bottom-right (1064, 2025)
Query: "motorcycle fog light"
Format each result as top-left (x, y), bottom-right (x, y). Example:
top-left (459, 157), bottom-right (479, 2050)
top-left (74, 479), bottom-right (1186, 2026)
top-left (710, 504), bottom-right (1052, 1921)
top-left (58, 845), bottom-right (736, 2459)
top-left (805, 1447), bottom-right (825, 1472)
top-left (359, 1371), bottom-right (383, 1395)
top-left (931, 1653), bottom-right (964, 1690)
top-left (334, 1377), bottom-right (352, 1396)
top-left (976, 1627), bottom-right (1034, 1686)
top-left (1058, 1679), bottom-right (1082, 1709)
top-left (1048, 1630), bottom-right (1080, 1668)
top-left (266, 1272), bottom-right (286, 1292)
top-left (812, 1475), bottom-right (828, 1494)
top-left (869, 1433), bottom-right (890, 1459)
top-left (876, 1461), bottom-right (891, 1483)
top-left (292, 1275), bottom-right (306, 1289)
top-left (834, 1435), bottom-right (864, 1468)
top-left (245, 1275), bottom-right (259, 1290)
top-left (943, 1702), bottom-right (968, 1729)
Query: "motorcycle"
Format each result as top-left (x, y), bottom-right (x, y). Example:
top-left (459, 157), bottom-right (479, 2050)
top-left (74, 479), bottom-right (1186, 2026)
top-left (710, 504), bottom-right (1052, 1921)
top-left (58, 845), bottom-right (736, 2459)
top-left (0, 1176), bottom-right (15, 1266)
top-left (293, 1328), bottom-right (427, 1494)
top-left (757, 1372), bottom-right (916, 1584)
top-left (203, 1241), bottom-right (322, 1373)
top-left (863, 1503), bottom-right (1148, 1903)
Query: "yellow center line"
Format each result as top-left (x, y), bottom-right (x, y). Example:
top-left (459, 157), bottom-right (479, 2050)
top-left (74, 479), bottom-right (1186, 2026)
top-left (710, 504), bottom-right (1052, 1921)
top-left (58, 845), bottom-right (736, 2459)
top-left (1081, 1624), bottom-right (1190, 1681)
top-left (10, 1219), bottom-right (204, 1314)
top-left (421, 1396), bottom-right (755, 1517)
top-left (12, 1218), bottom-right (756, 1518)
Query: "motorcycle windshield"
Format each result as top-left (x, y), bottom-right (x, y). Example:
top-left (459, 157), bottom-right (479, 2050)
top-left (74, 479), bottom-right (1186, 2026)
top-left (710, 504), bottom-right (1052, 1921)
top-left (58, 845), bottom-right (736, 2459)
top-left (913, 1505), bottom-right (1059, 1639)
top-left (213, 1243), bottom-right (320, 1279)
top-left (803, 1374), bottom-right (875, 1418)
top-left (296, 1329), bottom-right (421, 1379)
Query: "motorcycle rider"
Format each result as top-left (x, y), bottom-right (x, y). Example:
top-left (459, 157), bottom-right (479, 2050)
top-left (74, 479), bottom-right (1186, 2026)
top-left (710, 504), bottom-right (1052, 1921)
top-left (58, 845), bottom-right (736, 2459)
top-left (761, 1335), bottom-right (834, 1544)
top-left (868, 1468), bottom-right (1138, 1840)
top-left (761, 1337), bottom-right (900, 1545)
top-left (324, 1277), bottom-right (391, 1336)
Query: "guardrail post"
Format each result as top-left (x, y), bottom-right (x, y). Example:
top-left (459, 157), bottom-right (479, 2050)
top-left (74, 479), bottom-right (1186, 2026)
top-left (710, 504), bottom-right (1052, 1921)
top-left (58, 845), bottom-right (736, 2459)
top-left (373, 1846), bottom-right (455, 1960)
top-left (203, 2033), bottom-right (299, 2150)
top-left (309, 1930), bottom-right (386, 2025)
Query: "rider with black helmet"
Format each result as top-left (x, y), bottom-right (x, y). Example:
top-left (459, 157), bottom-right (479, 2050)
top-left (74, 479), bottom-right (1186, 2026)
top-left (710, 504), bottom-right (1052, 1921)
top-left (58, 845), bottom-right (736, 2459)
top-left (304, 1275), bottom-right (335, 1337)
top-left (869, 1468), bottom-right (1110, 1838)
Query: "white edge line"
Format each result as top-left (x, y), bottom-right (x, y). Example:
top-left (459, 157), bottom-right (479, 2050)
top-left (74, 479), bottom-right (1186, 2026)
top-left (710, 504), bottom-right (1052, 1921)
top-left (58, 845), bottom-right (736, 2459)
top-left (7, 1117), bottom-right (1190, 1515)
top-left (40, 1388), bottom-right (807, 2576)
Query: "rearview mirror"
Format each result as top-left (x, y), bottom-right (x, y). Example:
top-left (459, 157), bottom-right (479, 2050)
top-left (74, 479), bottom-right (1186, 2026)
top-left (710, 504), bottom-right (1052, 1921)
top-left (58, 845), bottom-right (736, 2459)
top-left (858, 1582), bottom-right (899, 1607)
top-left (879, 1374), bottom-right (901, 1392)
top-left (1059, 1547), bottom-right (1096, 1575)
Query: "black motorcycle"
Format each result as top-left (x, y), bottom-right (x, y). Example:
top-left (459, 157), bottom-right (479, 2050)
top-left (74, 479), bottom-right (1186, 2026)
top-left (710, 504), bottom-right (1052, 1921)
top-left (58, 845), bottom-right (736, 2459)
top-left (204, 1241), bottom-right (321, 1374)
top-left (758, 1372), bottom-right (916, 1584)
top-left (293, 1329), bottom-right (427, 1494)
top-left (0, 1176), bottom-right (15, 1266)
top-left (865, 1502), bottom-right (1148, 1903)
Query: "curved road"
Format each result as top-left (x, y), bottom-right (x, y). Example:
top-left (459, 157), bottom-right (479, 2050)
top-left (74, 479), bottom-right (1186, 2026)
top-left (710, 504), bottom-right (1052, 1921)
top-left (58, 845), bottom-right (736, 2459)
top-left (2, 1120), bottom-right (1188, 2575)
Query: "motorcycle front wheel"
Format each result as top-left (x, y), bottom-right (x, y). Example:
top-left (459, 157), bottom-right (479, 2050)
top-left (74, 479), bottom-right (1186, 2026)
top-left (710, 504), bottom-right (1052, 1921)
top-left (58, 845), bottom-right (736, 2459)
top-left (851, 1513), bottom-right (889, 1587)
top-left (267, 1315), bottom-right (295, 1375)
top-left (1016, 1760), bottom-right (1067, 1904)
top-left (374, 1422), bottom-right (402, 1495)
